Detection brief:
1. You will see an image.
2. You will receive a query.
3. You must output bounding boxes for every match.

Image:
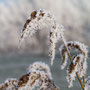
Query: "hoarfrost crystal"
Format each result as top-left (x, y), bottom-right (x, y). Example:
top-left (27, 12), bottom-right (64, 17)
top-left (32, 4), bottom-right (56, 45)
top-left (20, 9), bottom-right (64, 65)
top-left (0, 78), bottom-right (18, 90)
top-left (0, 62), bottom-right (58, 90)
top-left (59, 41), bottom-right (88, 88)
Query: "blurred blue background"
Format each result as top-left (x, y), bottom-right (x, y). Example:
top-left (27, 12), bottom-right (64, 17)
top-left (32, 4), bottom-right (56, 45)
top-left (0, 0), bottom-right (90, 90)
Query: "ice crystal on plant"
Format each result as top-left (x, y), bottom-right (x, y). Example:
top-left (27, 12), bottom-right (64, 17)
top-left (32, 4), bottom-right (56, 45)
top-left (0, 78), bottom-right (18, 90)
top-left (18, 62), bottom-right (58, 90)
top-left (0, 62), bottom-right (58, 90)
top-left (20, 9), bottom-right (64, 65)
top-left (28, 61), bottom-right (52, 79)
top-left (59, 41), bottom-right (88, 88)
top-left (59, 41), bottom-right (88, 70)
top-left (66, 54), bottom-right (84, 88)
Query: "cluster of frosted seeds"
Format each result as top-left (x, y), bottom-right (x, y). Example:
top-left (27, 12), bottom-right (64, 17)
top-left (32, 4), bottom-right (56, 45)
top-left (0, 78), bottom-right (18, 90)
top-left (0, 62), bottom-right (58, 90)
top-left (19, 62), bottom-right (58, 90)
top-left (17, 73), bottom-right (31, 90)
top-left (59, 41), bottom-right (88, 87)
top-left (66, 54), bottom-right (84, 88)
top-left (20, 9), bottom-right (64, 65)
top-left (26, 62), bottom-right (58, 90)
top-left (59, 41), bottom-right (88, 69)
top-left (28, 61), bottom-right (52, 79)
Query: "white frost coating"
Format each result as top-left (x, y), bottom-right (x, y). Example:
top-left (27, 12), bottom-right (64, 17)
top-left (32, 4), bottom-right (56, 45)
top-left (73, 41), bottom-right (88, 59)
top-left (27, 61), bottom-right (52, 79)
top-left (19, 86), bottom-right (32, 90)
top-left (66, 53), bottom-right (88, 88)
top-left (61, 52), bottom-right (68, 70)
top-left (20, 9), bottom-right (65, 65)
top-left (19, 62), bottom-right (54, 90)
top-left (66, 54), bottom-right (83, 88)
top-left (59, 41), bottom-right (88, 88)
top-left (59, 41), bottom-right (88, 70)
top-left (0, 78), bottom-right (18, 90)
top-left (60, 41), bottom-right (88, 88)
top-left (59, 42), bottom-right (70, 70)
top-left (29, 71), bottom-right (49, 90)
top-left (18, 72), bottom-right (39, 90)
top-left (73, 41), bottom-right (88, 77)
top-left (78, 60), bottom-right (87, 78)
top-left (0, 62), bottom-right (57, 90)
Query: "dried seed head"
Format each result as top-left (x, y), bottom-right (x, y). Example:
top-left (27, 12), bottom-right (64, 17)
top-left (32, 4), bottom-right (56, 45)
top-left (59, 41), bottom-right (88, 70)
top-left (0, 62), bottom-right (58, 90)
top-left (0, 78), bottom-right (18, 90)
top-left (66, 54), bottom-right (84, 88)
top-left (60, 41), bottom-right (88, 88)
top-left (28, 61), bottom-right (52, 79)
top-left (18, 62), bottom-right (58, 90)
top-left (20, 9), bottom-right (64, 65)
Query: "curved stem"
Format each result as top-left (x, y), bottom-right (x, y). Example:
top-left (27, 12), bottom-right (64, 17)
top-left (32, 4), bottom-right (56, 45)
top-left (63, 40), bottom-right (85, 90)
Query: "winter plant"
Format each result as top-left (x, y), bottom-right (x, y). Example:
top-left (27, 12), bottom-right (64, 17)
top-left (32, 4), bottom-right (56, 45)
top-left (19, 9), bottom-right (65, 65)
top-left (0, 9), bottom-right (90, 90)
top-left (0, 62), bottom-right (58, 90)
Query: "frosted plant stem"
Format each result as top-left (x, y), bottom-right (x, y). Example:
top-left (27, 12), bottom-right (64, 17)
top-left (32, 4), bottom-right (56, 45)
top-left (63, 40), bottom-right (85, 90)
top-left (76, 72), bottom-right (84, 90)
top-left (83, 75), bottom-right (85, 87)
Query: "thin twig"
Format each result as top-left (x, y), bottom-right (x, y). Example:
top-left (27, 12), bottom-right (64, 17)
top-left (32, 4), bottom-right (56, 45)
top-left (83, 75), bottom-right (85, 87)
top-left (76, 72), bottom-right (84, 90)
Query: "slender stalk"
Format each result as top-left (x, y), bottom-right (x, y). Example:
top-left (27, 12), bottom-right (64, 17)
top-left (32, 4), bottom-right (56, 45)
top-left (63, 41), bottom-right (84, 90)
top-left (76, 72), bottom-right (84, 90)
top-left (83, 76), bottom-right (85, 87)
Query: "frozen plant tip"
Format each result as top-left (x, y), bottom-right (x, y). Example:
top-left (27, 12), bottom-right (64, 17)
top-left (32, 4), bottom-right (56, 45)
top-left (59, 41), bottom-right (88, 88)
top-left (20, 9), bottom-right (65, 65)
top-left (21, 62), bottom-right (58, 90)
top-left (0, 62), bottom-right (58, 90)
top-left (59, 41), bottom-right (88, 70)
top-left (27, 62), bottom-right (52, 79)
top-left (67, 54), bottom-right (84, 88)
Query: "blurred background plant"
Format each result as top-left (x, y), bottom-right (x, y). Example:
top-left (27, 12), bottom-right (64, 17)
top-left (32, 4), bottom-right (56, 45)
top-left (0, 0), bottom-right (90, 55)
